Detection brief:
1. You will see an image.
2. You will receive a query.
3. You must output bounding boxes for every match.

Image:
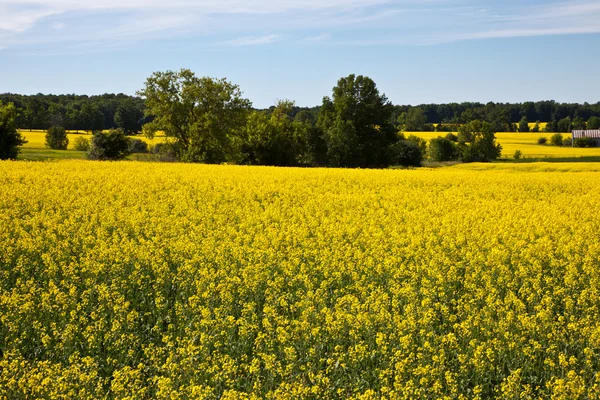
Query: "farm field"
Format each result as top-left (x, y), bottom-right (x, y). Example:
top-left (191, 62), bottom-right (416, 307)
top-left (17, 130), bottom-right (166, 160)
top-left (17, 129), bottom-right (600, 161)
top-left (406, 131), bottom-right (600, 159)
top-left (2, 161), bottom-right (600, 398)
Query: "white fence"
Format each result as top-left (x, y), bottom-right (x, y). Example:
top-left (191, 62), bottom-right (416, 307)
top-left (572, 130), bottom-right (600, 139)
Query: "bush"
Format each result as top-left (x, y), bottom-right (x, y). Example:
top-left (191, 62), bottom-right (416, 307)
top-left (428, 137), bottom-right (457, 162)
top-left (151, 142), bottom-right (178, 162)
top-left (406, 135), bottom-right (427, 155)
top-left (73, 136), bottom-right (90, 152)
top-left (537, 137), bottom-right (547, 145)
top-left (445, 133), bottom-right (458, 142)
top-left (574, 137), bottom-right (597, 148)
top-left (513, 150), bottom-right (522, 160)
top-left (0, 101), bottom-right (27, 159)
top-left (45, 126), bottom-right (68, 150)
top-left (87, 129), bottom-right (130, 161)
top-left (129, 138), bottom-right (149, 153)
top-left (388, 140), bottom-right (422, 167)
top-left (550, 133), bottom-right (563, 146)
top-left (531, 121), bottom-right (541, 133)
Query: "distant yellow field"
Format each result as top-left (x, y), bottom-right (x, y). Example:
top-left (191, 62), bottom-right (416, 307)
top-left (406, 131), bottom-right (600, 159)
top-left (19, 130), bottom-right (165, 150)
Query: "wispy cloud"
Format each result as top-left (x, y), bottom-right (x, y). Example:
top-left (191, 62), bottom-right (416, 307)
top-left (225, 34), bottom-right (281, 47)
top-left (1, 0), bottom-right (600, 52)
top-left (299, 33), bottom-right (332, 43)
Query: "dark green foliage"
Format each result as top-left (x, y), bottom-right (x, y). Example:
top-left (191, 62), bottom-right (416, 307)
top-left (114, 98), bottom-right (144, 134)
top-left (406, 134), bottom-right (427, 155)
top-left (87, 129), bottom-right (131, 160)
top-left (129, 139), bottom-right (149, 153)
top-left (513, 150), bottom-right (522, 160)
top-left (572, 116), bottom-right (586, 130)
top-left (428, 137), bottom-right (458, 162)
top-left (138, 69), bottom-right (251, 163)
top-left (242, 101), bottom-right (309, 166)
top-left (151, 142), bottom-right (178, 162)
top-left (537, 137), bottom-right (548, 145)
top-left (399, 107), bottom-right (427, 131)
top-left (0, 101), bottom-right (27, 160)
top-left (388, 140), bottom-right (422, 167)
top-left (557, 117), bottom-right (572, 133)
top-left (518, 117), bottom-right (530, 132)
top-left (550, 133), bottom-right (563, 146)
top-left (45, 126), bottom-right (68, 150)
top-left (544, 120), bottom-right (558, 133)
top-left (318, 75), bottom-right (397, 168)
top-left (458, 120), bottom-right (502, 162)
top-left (531, 121), bottom-right (541, 133)
top-left (73, 136), bottom-right (90, 152)
top-left (588, 116), bottom-right (600, 130)
top-left (445, 133), bottom-right (458, 142)
top-left (574, 137), bottom-right (597, 148)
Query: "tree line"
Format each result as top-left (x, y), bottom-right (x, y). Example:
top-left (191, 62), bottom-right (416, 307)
top-left (2, 91), bottom-right (600, 134)
top-left (0, 93), bottom-right (149, 134)
top-left (1, 70), bottom-right (507, 166)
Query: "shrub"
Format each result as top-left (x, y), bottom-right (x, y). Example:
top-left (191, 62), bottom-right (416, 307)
top-left (129, 138), bottom-right (149, 153)
top-left (550, 133), bottom-right (563, 146)
top-left (406, 135), bottom-right (427, 155)
top-left (513, 150), bottom-right (522, 160)
top-left (73, 136), bottom-right (91, 152)
top-left (445, 133), bottom-right (458, 142)
top-left (0, 101), bottom-right (27, 159)
top-left (87, 129), bottom-right (130, 161)
top-left (518, 117), bottom-right (529, 132)
top-left (428, 137), bottom-right (457, 162)
top-left (45, 126), bottom-right (69, 150)
top-left (152, 142), bottom-right (178, 162)
top-left (531, 121), bottom-right (541, 133)
top-left (537, 137), bottom-right (547, 145)
top-left (388, 140), bottom-right (422, 167)
top-left (574, 137), bottom-right (597, 148)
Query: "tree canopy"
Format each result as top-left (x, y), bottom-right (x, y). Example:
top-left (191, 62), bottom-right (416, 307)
top-left (318, 74), bottom-right (397, 168)
top-left (0, 101), bottom-right (27, 160)
top-left (138, 69), bottom-right (251, 163)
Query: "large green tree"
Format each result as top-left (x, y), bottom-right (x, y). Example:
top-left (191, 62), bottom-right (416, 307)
top-left (242, 100), bottom-right (309, 166)
top-left (138, 69), bottom-right (251, 163)
top-left (0, 102), bottom-right (27, 159)
top-left (317, 74), bottom-right (397, 168)
top-left (457, 120), bottom-right (502, 162)
top-left (588, 116), bottom-right (600, 130)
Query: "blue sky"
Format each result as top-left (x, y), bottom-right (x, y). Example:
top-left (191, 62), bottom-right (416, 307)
top-left (1, 0), bottom-right (599, 108)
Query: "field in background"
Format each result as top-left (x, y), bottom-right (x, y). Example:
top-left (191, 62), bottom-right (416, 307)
top-left (17, 130), bottom-right (166, 160)
top-left (2, 160), bottom-right (600, 398)
top-left (17, 129), bottom-right (600, 161)
top-left (407, 131), bottom-right (600, 159)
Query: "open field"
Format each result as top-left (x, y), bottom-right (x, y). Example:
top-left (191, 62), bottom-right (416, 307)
top-left (407, 131), bottom-right (600, 159)
top-left (17, 130), bottom-right (166, 161)
top-left (17, 129), bottom-right (600, 162)
top-left (2, 160), bottom-right (600, 398)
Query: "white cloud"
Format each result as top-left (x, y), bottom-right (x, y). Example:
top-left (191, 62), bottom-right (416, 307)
top-left (225, 34), bottom-right (280, 47)
top-left (1, 0), bottom-right (600, 52)
top-left (299, 33), bottom-right (332, 42)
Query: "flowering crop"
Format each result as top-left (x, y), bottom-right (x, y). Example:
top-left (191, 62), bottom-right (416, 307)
top-left (1, 161), bottom-right (600, 399)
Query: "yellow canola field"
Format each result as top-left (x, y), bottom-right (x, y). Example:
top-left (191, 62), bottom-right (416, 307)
top-left (18, 130), bottom-right (165, 150)
top-left (406, 131), bottom-right (600, 159)
top-left (2, 161), bottom-right (600, 399)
